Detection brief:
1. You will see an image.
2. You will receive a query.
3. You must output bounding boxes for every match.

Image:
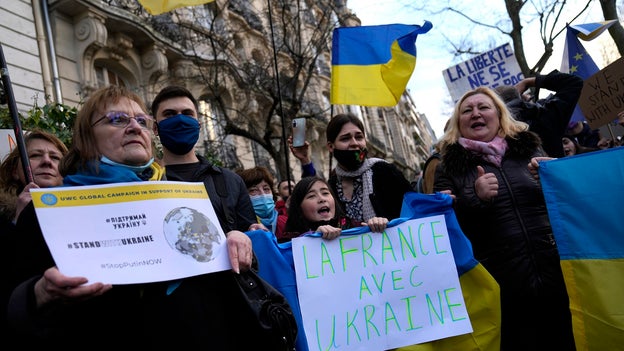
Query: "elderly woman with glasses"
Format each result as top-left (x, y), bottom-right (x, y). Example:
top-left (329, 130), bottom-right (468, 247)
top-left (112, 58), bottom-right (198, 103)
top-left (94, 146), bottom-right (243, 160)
top-left (62, 88), bottom-right (161, 184)
top-left (4, 85), bottom-right (254, 348)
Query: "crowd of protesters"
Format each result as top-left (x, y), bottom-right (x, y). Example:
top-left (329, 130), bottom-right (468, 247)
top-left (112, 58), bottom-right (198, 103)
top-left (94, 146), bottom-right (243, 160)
top-left (1, 65), bottom-right (620, 349)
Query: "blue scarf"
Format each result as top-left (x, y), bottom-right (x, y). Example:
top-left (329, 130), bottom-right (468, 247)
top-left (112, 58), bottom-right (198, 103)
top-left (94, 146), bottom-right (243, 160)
top-left (63, 160), bottom-right (156, 186)
top-left (259, 209), bottom-right (279, 235)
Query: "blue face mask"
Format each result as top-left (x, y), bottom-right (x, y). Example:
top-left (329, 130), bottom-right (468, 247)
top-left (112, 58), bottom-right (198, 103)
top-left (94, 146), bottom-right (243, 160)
top-left (157, 114), bottom-right (200, 155)
top-left (250, 194), bottom-right (276, 219)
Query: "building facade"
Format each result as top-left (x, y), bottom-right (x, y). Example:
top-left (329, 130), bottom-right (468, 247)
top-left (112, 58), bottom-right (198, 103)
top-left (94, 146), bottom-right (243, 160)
top-left (1, 0), bottom-right (437, 183)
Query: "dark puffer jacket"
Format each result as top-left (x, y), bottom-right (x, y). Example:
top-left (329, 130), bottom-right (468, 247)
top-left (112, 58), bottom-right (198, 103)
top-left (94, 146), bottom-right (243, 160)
top-left (433, 131), bottom-right (575, 351)
top-left (3, 158), bottom-right (276, 349)
top-left (506, 70), bottom-right (583, 158)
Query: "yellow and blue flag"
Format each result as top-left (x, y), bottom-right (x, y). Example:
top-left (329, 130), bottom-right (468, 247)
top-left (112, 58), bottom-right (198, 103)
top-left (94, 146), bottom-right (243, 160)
top-left (331, 22), bottom-right (432, 107)
top-left (138, 0), bottom-right (214, 15)
top-left (539, 147), bottom-right (624, 350)
top-left (569, 20), bottom-right (618, 41)
top-left (248, 192), bottom-right (500, 351)
top-left (393, 192), bottom-right (501, 351)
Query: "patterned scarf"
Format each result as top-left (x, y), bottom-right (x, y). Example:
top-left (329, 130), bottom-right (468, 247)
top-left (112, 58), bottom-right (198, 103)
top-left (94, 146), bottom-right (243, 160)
top-left (458, 136), bottom-right (508, 166)
top-left (335, 158), bottom-right (384, 221)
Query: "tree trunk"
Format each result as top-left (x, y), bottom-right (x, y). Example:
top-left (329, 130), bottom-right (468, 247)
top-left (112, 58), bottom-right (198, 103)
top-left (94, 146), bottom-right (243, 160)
top-left (600, 0), bottom-right (624, 57)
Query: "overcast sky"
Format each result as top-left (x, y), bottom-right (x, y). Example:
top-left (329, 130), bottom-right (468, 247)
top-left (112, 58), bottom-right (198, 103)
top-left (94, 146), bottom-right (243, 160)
top-left (348, 1), bottom-right (614, 138)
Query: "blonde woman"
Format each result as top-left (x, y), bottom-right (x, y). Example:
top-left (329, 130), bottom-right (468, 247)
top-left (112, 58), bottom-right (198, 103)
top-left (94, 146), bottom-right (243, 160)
top-left (434, 87), bottom-right (575, 351)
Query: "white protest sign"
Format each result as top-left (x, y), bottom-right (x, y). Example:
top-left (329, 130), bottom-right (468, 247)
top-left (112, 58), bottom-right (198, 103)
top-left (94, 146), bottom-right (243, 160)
top-left (0, 129), bottom-right (17, 161)
top-left (30, 181), bottom-right (231, 284)
top-left (443, 43), bottom-right (524, 103)
top-left (292, 215), bottom-right (472, 351)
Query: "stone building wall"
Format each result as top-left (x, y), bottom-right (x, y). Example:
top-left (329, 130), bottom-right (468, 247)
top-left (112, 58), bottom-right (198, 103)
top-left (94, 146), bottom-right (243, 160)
top-left (1, 0), bottom-right (435, 182)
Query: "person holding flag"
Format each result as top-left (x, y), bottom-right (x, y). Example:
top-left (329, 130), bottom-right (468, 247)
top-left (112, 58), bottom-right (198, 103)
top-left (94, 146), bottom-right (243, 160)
top-left (494, 69), bottom-right (583, 158)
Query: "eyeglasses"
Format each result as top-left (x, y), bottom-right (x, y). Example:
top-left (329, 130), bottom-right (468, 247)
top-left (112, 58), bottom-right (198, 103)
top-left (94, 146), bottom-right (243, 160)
top-left (91, 111), bottom-right (154, 130)
top-left (248, 185), bottom-right (273, 196)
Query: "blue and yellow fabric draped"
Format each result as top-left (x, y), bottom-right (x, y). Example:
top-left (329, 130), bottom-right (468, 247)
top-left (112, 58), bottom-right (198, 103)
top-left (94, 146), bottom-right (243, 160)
top-left (138, 0), bottom-right (214, 15)
top-left (392, 192), bottom-right (501, 351)
top-left (539, 147), bottom-right (624, 350)
top-left (331, 22), bottom-right (432, 107)
top-left (248, 192), bottom-right (501, 351)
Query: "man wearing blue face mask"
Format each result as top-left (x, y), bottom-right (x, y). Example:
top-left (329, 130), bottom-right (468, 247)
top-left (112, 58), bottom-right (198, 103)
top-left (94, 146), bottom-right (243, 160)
top-left (149, 86), bottom-right (273, 348)
top-left (236, 166), bottom-right (287, 238)
top-left (151, 86), bottom-right (258, 235)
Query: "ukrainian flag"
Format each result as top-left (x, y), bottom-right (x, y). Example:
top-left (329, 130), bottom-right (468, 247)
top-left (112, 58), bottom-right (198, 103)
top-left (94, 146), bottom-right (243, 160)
top-left (539, 147), bottom-right (624, 350)
top-left (138, 0), bottom-right (214, 15)
top-left (331, 22), bottom-right (432, 107)
top-left (569, 20), bottom-right (618, 41)
top-left (249, 192), bottom-right (500, 351)
top-left (393, 192), bottom-right (501, 351)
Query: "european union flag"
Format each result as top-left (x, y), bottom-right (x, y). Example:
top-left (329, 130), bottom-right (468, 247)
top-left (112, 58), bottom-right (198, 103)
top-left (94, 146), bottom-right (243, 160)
top-left (562, 21), bottom-right (618, 124)
top-left (562, 27), bottom-right (600, 79)
top-left (331, 22), bottom-right (432, 107)
top-left (561, 25), bottom-right (600, 123)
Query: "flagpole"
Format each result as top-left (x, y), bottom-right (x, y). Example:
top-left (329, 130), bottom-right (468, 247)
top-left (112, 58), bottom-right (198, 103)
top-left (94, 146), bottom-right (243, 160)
top-left (606, 123), bottom-right (616, 145)
top-left (0, 44), bottom-right (33, 183)
top-left (329, 104), bottom-right (334, 172)
top-left (266, 0), bottom-right (292, 186)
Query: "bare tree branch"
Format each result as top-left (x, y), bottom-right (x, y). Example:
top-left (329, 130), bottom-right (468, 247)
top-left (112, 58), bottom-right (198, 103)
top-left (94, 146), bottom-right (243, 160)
top-left (158, 0), bottom-right (339, 179)
top-left (444, 7), bottom-right (510, 35)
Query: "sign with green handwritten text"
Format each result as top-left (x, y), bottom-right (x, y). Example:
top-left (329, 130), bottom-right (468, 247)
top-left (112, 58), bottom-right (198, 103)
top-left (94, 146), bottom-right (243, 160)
top-left (292, 215), bottom-right (472, 351)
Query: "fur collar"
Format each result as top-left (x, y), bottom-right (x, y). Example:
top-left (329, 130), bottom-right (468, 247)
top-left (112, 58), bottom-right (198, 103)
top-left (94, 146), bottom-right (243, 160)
top-left (441, 131), bottom-right (542, 176)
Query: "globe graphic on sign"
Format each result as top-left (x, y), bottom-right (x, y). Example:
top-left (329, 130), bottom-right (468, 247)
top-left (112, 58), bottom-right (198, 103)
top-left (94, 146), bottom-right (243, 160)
top-left (163, 207), bottom-right (223, 262)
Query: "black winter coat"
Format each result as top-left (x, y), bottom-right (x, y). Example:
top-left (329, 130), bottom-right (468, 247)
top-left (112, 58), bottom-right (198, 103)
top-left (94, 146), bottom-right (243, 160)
top-left (165, 154), bottom-right (256, 232)
top-left (3, 158), bottom-right (274, 349)
top-left (506, 70), bottom-right (583, 158)
top-left (433, 131), bottom-right (575, 351)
